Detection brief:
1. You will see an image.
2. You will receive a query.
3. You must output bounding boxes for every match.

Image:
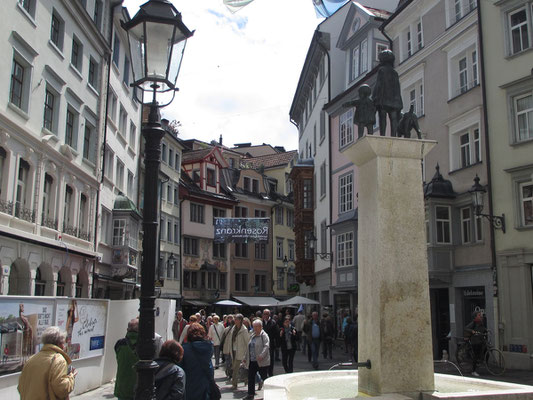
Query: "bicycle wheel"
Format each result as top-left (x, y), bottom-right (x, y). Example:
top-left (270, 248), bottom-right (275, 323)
top-left (455, 343), bottom-right (473, 373)
top-left (485, 348), bottom-right (505, 376)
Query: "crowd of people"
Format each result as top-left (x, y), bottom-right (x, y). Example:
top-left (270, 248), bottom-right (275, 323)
top-left (16, 308), bottom-right (360, 400)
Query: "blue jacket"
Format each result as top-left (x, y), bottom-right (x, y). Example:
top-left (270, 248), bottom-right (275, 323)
top-left (179, 340), bottom-right (213, 400)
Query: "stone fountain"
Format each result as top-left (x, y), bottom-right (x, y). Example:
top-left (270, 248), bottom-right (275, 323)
top-left (263, 135), bottom-right (533, 400)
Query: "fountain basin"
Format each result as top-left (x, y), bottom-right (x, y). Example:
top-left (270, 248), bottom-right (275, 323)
top-left (264, 371), bottom-right (533, 400)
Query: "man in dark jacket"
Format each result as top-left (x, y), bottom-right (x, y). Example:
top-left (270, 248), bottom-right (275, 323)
top-left (114, 319), bottom-right (139, 400)
top-left (464, 311), bottom-right (487, 377)
top-left (262, 309), bottom-right (279, 377)
top-left (320, 312), bottom-right (334, 360)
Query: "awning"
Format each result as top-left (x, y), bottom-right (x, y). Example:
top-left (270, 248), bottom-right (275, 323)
top-left (183, 299), bottom-right (210, 307)
top-left (233, 296), bottom-right (279, 307)
top-left (276, 295), bottom-right (320, 306)
top-left (215, 299), bottom-right (242, 307)
top-left (200, 262), bottom-right (218, 271)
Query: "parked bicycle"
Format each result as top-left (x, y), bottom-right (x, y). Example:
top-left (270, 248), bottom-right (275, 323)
top-left (455, 329), bottom-right (505, 376)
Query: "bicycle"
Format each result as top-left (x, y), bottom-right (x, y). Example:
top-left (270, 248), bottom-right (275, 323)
top-left (455, 330), bottom-right (505, 376)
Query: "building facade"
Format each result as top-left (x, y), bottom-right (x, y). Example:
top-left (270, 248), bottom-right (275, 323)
top-left (480, 0), bottom-right (533, 369)
top-left (0, 0), bottom-right (112, 298)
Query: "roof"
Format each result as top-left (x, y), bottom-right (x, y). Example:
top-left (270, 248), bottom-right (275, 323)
top-left (113, 194), bottom-right (141, 217)
top-left (231, 144), bottom-right (280, 157)
top-left (182, 148), bottom-right (213, 163)
top-left (243, 150), bottom-right (298, 170)
top-left (424, 165), bottom-right (456, 199)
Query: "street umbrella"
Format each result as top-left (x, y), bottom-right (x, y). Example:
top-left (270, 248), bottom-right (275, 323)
top-left (215, 299), bottom-right (242, 307)
top-left (277, 295), bottom-right (320, 306)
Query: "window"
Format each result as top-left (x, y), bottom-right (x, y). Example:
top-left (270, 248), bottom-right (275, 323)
top-left (460, 133), bottom-right (470, 168)
top-left (190, 203), bottom-right (205, 223)
top-left (41, 174), bottom-right (53, 225)
top-left (93, 0), bottom-right (102, 28)
top-left (167, 184), bottom-right (172, 203)
top-left (339, 173), bottom-right (353, 213)
top-left (43, 88), bottom-right (56, 133)
top-left (255, 209), bottom-right (266, 218)
top-left (360, 39), bottom-right (368, 74)
top-left (112, 219), bottom-right (126, 246)
top-left (288, 240), bottom-right (295, 260)
top-left (79, 193), bottom-right (88, 236)
top-left (276, 238), bottom-right (283, 259)
top-left (129, 121), bottom-right (137, 148)
top-left (214, 242), bottom-right (226, 259)
top-left (161, 143), bottom-right (167, 162)
top-left (235, 273), bottom-right (248, 292)
top-left (461, 207), bottom-right (471, 244)
top-left (101, 208), bottom-right (111, 244)
top-left (88, 57), bottom-right (98, 88)
top-left (109, 90), bottom-right (117, 122)
top-left (402, 19), bottom-right (423, 60)
top-left (116, 160), bottom-right (124, 191)
top-left (276, 207), bottom-right (284, 225)
top-left (104, 147), bottom-right (114, 179)
top-left (337, 232), bottom-right (354, 267)
top-left (255, 243), bottom-right (267, 260)
top-left (71, 37), bottom-right (83, 71)
top-left (436, 206), bottom-right (452, 244)
top-left (112, 32), bottom-right (120, 66)
top-left (65, 108), bottom-right (78, 150)
top-left (252, 179), bottom-right (259, 193)
top-left (514, 93), bottom-right (533, 142)
top-left (19, 0), bottom-right (35, 17)
top-left (174, 187), bottom-right (179, 205)
top-left (35, 268), bottom-right (45, 296)
top-left (183, 237), bottom-right (199, 256)
top-left (351, 46), bottom-right (360, 80)
top-left (376, 43), bottom-right (389, 60)
top-left (10, 58), bottom-right (25, 109)
top-left (520, 183), bottom-right (533, 226)
top-left (167, 220), bottom-right (172, 243)
top-left (474, 214), bottom-right (483, 242)
top-left (50, 11), bottom-right (65, 51)
top-left (509, 8), bottom-right (530, 54)
top-left (235, 243), bottom-right (248, 258)
top-left (254, 274), bottom-right (266, 293)
top-left (450, 45), bottom-right (478, 98)
top-left (119, 106), bottom-right (127, 136)
top-left (321, 220), bottom-right (327, 254)
top-left (175, 153), bottom-right (180, 170)
top-left (339, 109), bottom-right (354, 148)
top-left (15, 159), bottom-right (30, 218)
top-left (168, 149), bottom-right (174, 168)
top-left (277, 267), bottom-right (285, 290)
top-left (127, 171), bottom-right (134, 199)
top-left (303, 179), bottom-right (313, 209)
top-left (235, 206), bottom-right (248, 218)
top-left (207, 168), bottom-right (216, 186)
top-left (243, 177), bottom-right (251, 191)
top-left (123, 57), bottom-right (130, 86)
top-left (320, 162), bottom-right (326, 197)
top-left (287, 209), bottom-right (294, 228)
top-left (448, 0), bottom-right (477, 26)
top-left (452, 126), bottom-right (481, 170)
top-left (213, 207), bottom-right (226, 224)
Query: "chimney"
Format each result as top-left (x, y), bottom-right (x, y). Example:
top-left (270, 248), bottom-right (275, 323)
top-left (219, 134), bottom-right (223, 145)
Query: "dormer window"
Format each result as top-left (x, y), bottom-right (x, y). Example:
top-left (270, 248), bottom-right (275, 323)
top-left (193, 169), bottom-right (200, 183)
top-left (207, 168), bottom-right (216, 186)
top-left (244, 177), bottom-right (251, 191)
top-left (252, 179), bottom-right (259, 193)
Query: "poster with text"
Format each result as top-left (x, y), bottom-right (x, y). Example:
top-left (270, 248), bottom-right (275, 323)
top-left (56, 299), bottom-right (107, 360)
top-left (0, 298), bottom-right (55, 376)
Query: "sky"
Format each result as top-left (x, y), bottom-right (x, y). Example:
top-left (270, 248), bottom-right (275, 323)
top-left (123, 0), bottom-right (323, 152)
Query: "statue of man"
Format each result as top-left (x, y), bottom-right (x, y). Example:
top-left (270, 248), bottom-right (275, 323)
top-left (397, 104), bottom-right (422, 139)
top-left (372, 50), bottom-right (403, 137)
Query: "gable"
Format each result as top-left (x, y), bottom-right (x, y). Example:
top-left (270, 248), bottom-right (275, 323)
top-left (337, 3), bottom-right (372, 49)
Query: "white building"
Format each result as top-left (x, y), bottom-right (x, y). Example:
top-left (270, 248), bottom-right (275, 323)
top-left (92, 4), bottom-right (143, 300)
top-left (0, 0), bottom-right (115, 297)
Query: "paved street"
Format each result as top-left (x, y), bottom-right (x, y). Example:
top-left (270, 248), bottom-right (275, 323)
top-left (73, 341), bottom-right (533, 400)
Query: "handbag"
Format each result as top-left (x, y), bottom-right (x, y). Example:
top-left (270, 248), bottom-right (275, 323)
top-left (191, 342), bottom-right (221, 400)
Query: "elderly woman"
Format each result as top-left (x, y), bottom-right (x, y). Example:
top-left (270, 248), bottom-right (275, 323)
top-left (243, 319), bottom-right (270, 400)
top-left (207, 315), bottom-right (224, 368)
top-left (155, 340), bottom-right (186, 400)
top-left (179, 322), bottom-right (214, 400)
top-left (18, 326), bottom-right (77, 400)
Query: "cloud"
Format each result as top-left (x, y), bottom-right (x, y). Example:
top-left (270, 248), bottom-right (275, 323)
top-left (124, 0), bottom-right (321, 151)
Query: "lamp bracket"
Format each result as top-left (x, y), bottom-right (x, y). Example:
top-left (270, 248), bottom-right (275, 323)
top-left (478, 212), bottom-right (506, 234)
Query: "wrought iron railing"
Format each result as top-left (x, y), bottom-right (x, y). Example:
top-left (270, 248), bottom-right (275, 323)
top-left (63, 223), bottom-right (78, 237)
top-left (0, 199), bottom-right (13, 214)
top-left (42, 217), bottom-right (59, 230)
top-left (14, 205), bottom-right (35, 223)
top-left (78, 231), bottom-right (92, 242)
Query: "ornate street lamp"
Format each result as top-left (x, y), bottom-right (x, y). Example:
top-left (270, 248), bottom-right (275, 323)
top-left (308, 232), bottom-right (333, 260)
top-left (468, 175), bottom-right (506, 233)
top-left (121, 2), bottom-right (193, 399)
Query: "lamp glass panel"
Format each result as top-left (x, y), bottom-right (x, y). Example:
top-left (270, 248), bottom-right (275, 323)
top-left (167, 37), bottom-right (186, 88)
top-left (144, 21), bottom-right (174, 87)
top-left (127, 23), bottom-right (145, 85)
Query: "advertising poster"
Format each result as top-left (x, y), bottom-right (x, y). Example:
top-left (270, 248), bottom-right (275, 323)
top-left (214, 217), bottom-right (270, 243)
top-left (0, 299), bottom-right (55, 376)
top-left (56, 299), bottom-right (107, 360)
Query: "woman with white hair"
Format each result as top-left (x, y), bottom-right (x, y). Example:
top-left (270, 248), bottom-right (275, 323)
top-left (243, 319), bottom-right (270, 400)
top-left (207, 314), bottom-right (224, 368)
top-left (18, 326), bottom-right (77, 400)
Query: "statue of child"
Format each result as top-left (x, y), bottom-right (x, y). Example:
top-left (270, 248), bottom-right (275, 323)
top-left (343, 84), bottom-right (376, 139)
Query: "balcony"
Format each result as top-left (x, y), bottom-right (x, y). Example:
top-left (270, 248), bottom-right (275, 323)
top-left (63, 223), bottom-right (93, 242)
top-left (14, 204), bottom-right (35, 223)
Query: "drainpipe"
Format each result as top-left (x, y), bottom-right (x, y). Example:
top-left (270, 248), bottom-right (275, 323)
top-left (476, 0), bottom-right (500, 349)
top-left (179, 197), bottom-right (185, 307)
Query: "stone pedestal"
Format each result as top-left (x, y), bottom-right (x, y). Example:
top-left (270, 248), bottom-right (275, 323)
top-left (344, 136), bottom-right (436, 397)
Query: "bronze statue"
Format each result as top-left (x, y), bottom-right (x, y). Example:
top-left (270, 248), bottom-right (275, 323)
top-left (397, 104), bottom-right (422, 139)
top-left (343, 84), bottom-right (376, 138)
top-left (372, 50), bottom-right (403, 137)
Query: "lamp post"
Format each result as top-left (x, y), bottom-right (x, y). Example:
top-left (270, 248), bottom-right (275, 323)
top-left (308, 232), bottom-right (333, 260)
top-left (468, 175), bottom-right (506, 233)
top-left (121, 2), bottom-right (193, 399)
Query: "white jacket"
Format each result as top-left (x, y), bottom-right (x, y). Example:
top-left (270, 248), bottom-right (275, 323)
top-left (208, 323), bottom-right (225, 346)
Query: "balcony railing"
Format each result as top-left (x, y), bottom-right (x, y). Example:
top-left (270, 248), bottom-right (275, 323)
top-left (0, 199), bottom-right (13, 215)
top-left (14, 205), bottom-right (36, 223)
top-left (42, 216), bottom-right (59, 230)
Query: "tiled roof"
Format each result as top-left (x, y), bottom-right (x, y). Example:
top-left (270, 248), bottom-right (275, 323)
top-left (182, 148), bottom-right (212, 163)
top-left (242, 150), bottom-right (298, 169)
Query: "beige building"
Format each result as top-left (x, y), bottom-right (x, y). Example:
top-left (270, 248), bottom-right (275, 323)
top-left (480, 0), bottom-right (533, 370)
